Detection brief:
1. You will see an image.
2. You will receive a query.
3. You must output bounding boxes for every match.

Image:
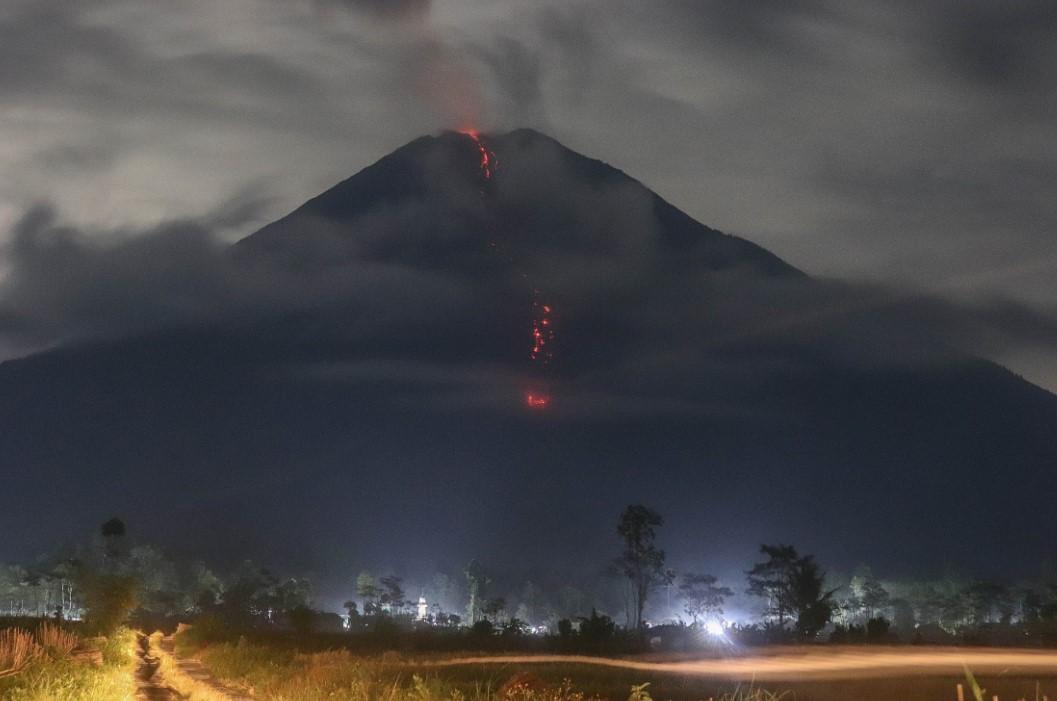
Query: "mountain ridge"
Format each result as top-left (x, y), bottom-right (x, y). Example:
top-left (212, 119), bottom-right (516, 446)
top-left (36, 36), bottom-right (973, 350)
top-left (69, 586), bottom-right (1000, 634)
top-left (0, 128), bottom-right (1055, 581)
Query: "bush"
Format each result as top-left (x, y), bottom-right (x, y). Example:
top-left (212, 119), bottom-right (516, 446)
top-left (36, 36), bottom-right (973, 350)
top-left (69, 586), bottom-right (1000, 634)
top-left (578, 609), bottom-right (615, 644)
top-left (865, 617), bottom-right (891, 642)
top-left (82, 574), bottom-right (139, 635)
top-left (0, 628), bottom-right (41, 675)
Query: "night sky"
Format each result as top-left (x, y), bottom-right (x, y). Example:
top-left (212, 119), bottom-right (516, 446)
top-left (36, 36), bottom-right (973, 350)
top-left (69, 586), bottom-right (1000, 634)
top-left (2, 1), bottom-right (1057, 607)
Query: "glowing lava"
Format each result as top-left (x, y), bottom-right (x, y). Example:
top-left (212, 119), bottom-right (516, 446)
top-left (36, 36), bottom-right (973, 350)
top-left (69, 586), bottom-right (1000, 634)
top-left (529, 297), bottom-right (554, 364)
top-left (460, 129), bottom-right (495, 180)
top-left (525, 393), bottom-right (550, 409)
top-left (460, 128), bottom-right (554, 411)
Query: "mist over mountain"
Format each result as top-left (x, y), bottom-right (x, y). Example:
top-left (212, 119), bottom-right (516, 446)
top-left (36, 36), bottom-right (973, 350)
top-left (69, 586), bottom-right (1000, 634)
top-left (2, 129), bottom-right (1056, 603)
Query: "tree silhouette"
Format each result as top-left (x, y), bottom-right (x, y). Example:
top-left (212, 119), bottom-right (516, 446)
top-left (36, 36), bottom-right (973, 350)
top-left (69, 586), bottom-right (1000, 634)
top-left (678, 573), bottom-right (733, 625)
top-left (746, 544), bottom-right (799, 629)
top-left (379, 575), bottom-right (406, 614)
top-left (615, 504), bottom-right (666, 629)
top-left (747, 544), bottom-right (836, 638)
top-left (356, 571), bottom-right (380, 615)
top-left (464, 560), bottom-right (490, 624)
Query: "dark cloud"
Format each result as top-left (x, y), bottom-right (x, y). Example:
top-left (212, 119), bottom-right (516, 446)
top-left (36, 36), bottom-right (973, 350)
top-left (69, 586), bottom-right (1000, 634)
top-left (932, 1), bottom-right (1057, 88)
top-left (321, 0), bottom-right (430, 22)
top-left (0, 0), bottom-right (1054, 395)
top-left (0, 202), bottom-right (467, 357)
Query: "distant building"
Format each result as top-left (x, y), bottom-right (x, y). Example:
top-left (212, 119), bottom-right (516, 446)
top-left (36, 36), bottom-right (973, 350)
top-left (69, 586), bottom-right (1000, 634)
top-left (417, 596), bottom-right (428, 620)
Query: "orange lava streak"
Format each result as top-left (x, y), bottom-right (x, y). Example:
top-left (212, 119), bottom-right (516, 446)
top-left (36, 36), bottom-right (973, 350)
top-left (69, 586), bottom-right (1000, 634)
top-left (525, 393), bottom-right (551, 409)
top-left (529, 297), bottom-right (554, 364)
top-left (460, 129), bottom-right (495, 179)
top-left (461, 129), bottom-right (552, 411)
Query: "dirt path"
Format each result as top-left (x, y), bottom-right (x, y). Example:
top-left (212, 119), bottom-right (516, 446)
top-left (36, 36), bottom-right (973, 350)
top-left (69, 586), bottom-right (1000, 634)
top-left (134, 632), bottom-right (180, 700)
top-left (158, 636), bottom-right (254, 700)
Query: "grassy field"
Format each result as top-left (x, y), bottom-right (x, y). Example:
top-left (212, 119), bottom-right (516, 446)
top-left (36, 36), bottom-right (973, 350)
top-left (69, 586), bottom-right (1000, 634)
top-left (0, 624), bottom-right (136, 701)
top-left (172, 629), bottom-right (1057, 701)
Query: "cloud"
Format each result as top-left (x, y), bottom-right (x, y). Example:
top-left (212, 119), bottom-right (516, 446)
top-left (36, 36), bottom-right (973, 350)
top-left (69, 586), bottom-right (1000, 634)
top-left (318, 0), bottom-right (431, 23)
top-left (0, 0), bottom-right (1055, 389)
top-left (0, 202), bottom-right (469, 357)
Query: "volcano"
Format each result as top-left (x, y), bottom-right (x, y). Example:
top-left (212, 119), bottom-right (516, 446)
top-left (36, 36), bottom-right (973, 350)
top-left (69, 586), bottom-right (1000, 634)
top-left (2, 129), bottom-right (1055, 587)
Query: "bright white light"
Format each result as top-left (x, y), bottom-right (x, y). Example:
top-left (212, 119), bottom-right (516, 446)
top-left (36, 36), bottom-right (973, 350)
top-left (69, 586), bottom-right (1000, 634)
top-left (705, 620), bottom-right (725, 637)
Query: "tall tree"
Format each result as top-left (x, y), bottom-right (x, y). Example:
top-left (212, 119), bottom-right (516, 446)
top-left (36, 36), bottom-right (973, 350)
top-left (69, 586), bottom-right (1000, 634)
top-left (379, 575), bottom-right (406, 614)
top-left (746, 544), bottom-right (800, 629)
top-left (464, 560), bottom-right (490, 624)
top-left (356, 571), bottom-right (380, 615)
top-left (678, 573), bottom-right (733, 625)
top-left (482, 597), bottom-right (506, 623)
top-left (746, 544), bottom-right (836, 638)
top-left (860, 577), bottom-right (890, 620)
top-left (789, 554), bottom-right (836, 638)
top-left (615, 504), bottom-right (667, 629)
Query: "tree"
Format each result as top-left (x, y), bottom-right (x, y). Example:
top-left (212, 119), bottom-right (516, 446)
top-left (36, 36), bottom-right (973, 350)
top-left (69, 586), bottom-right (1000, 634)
top-left (859, 578), bottom-right (890, 620)
top-left (746, 544), bottom-right (799, 629)
top-left (678, 573), bottom-right (733, 625)
top-left (343, 600), bottom-right (361, 630)
top-left (966, 581), bottom-right (1011, 625)
top-left (189, 561), bottom-right (222, 612)
top-left (127, 545), bottom-right (181, 615)
top-left (615, 504), bottom-right (667, 629)
top-left (482, 597), bottom-right (506, 623)
top-left (464, 560), bottom-right (490, 624)
top-left (578, 609), bottom-right (617, 645)
top-left (789, 555), bottom-right (836, 638)
top-left (379, 575), bottom-right (406, 615)
top-left (1021, 589), bottom-right (1042, 626)
top-left (81, 571), bottom-right (138, 634)
top-left (356, 571), bottom-right (380, 615)
top-left (746, 544), bottom-right (836, 638)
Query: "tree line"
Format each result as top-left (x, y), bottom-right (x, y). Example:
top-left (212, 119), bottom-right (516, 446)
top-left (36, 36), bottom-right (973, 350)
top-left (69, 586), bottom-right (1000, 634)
top-left (5, 508), bottom-right (1057, 648)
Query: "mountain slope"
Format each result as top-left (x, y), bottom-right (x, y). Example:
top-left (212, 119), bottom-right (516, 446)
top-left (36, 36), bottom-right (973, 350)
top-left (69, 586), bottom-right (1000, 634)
top-left (0, 129), bottom-right (1055, 586)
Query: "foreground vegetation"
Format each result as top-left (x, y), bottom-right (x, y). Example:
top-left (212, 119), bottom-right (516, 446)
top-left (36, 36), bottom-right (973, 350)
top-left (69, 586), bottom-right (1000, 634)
top-left (0, 623), bottom-right (135, 701)
top-left (173, 623), bottom-right (1057, 701)
top-left (174, 624), bottom-right (793, 701)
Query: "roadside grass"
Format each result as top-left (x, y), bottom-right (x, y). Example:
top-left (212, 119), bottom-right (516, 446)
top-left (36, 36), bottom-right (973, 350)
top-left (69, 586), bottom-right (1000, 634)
top-left (174, 628), bottom-right (1057, 701)
top-left (149, 630), bottom-right (238, 701)
top-left (0, 626), bottom-right (136, 701)
top-left (175, 629), bottom-right (800, 701)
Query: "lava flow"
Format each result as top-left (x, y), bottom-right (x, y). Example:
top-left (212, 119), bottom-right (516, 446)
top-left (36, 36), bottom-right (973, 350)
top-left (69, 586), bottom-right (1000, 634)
top-left (529, 297), bottom-right (554, 364)
top-left (525, 393), bottom-right (550, 409)
top-left (461, 129), bottom-right (495, 180)
top-left (460, 129), bottom-right (553, 410)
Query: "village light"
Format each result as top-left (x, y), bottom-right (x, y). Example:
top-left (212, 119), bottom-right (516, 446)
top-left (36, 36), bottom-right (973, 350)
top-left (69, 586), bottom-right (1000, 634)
top-left (705, 620), bottom-right (725, 637)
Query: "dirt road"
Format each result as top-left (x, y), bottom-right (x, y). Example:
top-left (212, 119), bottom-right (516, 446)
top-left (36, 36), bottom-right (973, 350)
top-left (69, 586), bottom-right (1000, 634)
top-left (134, 633), bottom-right (178, 700)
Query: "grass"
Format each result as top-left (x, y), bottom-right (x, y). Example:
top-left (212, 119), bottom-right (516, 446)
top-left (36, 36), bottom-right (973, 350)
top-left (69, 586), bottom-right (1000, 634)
top-left (173, 626), bottom-right (1057, 701)
top-left (149, 629), bottom-right (236, 701)
top-left (173, 628), bottom-right (801, 701)
top-left (0, 626), bottom-right (136, 701)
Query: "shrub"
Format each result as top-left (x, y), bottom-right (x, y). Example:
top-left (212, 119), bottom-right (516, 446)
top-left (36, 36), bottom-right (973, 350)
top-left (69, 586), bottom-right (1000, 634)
top-left (0, 628), bottom-right (42, 677)
top-left (865, 617), bottom-right (891, 642)
top-left (82, 574), bottom-right (139, 635)
top-left (36, 623), bottom-right (79, 660)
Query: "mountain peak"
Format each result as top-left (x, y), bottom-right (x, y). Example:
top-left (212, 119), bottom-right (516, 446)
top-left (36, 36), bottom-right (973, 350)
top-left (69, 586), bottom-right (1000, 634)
top-left (235, 128), bottom-right (799, 278)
